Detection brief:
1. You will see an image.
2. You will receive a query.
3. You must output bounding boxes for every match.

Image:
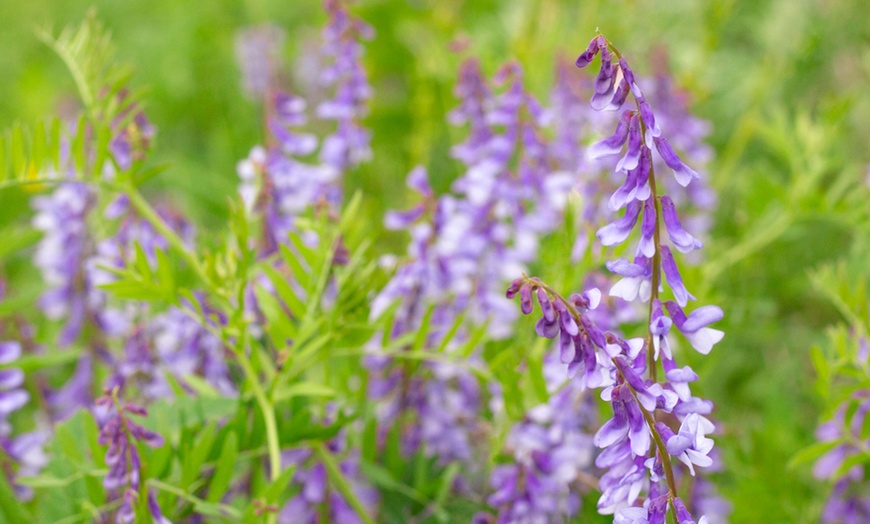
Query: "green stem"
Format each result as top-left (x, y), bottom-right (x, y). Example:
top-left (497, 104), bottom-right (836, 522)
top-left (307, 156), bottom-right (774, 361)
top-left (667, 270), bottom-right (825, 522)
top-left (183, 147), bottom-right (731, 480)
top-left (124, 184), bottom-right (213, 290)
top-left (313, 443), bottom-right (376, 524)
top-left (236, 350), bottom-right (282, 483)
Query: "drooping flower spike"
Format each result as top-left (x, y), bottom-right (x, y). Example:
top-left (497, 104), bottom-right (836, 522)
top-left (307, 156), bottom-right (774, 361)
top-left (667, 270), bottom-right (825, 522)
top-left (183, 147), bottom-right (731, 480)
top-left (497, 33), bottom-right (725, 523)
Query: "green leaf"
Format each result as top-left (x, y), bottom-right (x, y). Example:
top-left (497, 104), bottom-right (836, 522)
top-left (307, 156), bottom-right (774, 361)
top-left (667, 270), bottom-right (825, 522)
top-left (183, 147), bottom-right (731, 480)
top-left (315, 444), bottom-right (376, 524)
top-left (207, 432), bottom-right (239, 504)
top-left (359, 459), bottom-right (428, 505)
top-left (263, 264), bottom-right (306, 319)
top-left (273, 382), bottom-right (337, 403)
top-left (181, 422), bottom-right (217, 489)
top-left (788, 440), bottom-right (839, 469)
top-left (0, 471), bottom-right (32, 522)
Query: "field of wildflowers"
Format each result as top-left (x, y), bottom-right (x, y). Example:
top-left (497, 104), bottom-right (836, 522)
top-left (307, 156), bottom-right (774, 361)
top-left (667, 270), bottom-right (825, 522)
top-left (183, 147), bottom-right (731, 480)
top-left (0, 0), bottom-right (869, 522)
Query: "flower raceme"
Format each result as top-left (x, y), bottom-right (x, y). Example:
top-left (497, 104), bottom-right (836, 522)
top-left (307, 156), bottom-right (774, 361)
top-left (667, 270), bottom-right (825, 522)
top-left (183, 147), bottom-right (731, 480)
top-left (95, 388), bottom-right (170, 523)
top-left (503, 33), bottom-right (725, 522)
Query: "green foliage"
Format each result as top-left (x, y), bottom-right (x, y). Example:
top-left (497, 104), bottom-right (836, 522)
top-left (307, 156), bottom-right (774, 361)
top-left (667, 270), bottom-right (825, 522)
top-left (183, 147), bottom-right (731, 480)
top-left (1, 1), bottom-right (870, 522)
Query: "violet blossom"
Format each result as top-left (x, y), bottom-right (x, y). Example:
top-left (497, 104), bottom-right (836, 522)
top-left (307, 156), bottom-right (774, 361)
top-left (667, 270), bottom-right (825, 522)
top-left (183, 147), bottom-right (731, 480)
top-left (500, 34), bottom-right (727, 522)
top-left (95, 388), bottom-right (169, 523)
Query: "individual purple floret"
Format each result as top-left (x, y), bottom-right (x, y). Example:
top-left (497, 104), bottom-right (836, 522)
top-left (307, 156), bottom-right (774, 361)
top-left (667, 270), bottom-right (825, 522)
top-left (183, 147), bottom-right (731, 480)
top-left (95, 388), bottom-right (169, 523)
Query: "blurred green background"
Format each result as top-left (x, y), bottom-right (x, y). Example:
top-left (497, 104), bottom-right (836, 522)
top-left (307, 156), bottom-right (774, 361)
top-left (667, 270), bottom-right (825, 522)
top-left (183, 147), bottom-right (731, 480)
top-left (3, 0), bottom-right (870, 521)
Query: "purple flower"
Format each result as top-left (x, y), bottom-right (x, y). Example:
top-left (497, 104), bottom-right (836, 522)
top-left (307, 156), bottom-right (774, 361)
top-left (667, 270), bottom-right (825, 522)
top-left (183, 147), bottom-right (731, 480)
top-left (654, 137), bottom-right (700, 187)
top-left (660, 196), bottom-right (702, 253)
top-left (663, 302), bottom-right (725, 355)
top-left (95, 390), bottom-right (167, 523)
top-left (235, 24), bottom-right (286, 99)
top-left (661, 414), bottom-right (715, 475)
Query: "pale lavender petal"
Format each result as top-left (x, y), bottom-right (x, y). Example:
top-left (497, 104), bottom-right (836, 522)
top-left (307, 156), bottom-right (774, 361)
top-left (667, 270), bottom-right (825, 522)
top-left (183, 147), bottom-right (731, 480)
top-left (660, 196), bottom-right (702, 253)
top-left (654, 137), bottom-right (699, 187)
top-left (597, 200), bottom-right (641, 246)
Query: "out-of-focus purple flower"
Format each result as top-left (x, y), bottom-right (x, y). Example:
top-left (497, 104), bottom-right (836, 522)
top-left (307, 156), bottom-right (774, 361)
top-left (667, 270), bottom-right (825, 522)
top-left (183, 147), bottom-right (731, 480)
top-left (316, 0), bottom-right (373, 175)
top-left (32, 183), bottom-right (97, 344)
top-left (0, 304), bottom-right (49, 501)
top-left (0, 342), bottom-right (29, 431)
top-left (95, 389), bottom-right (168, 523)
top-left (236, 3), bottom-right (372, 252)
top-left (368, 59), bottom-right (581, 472)
top-left (235, 24), bottom-right (286, 100)
top-left (279, 440), bottom-right (379, 523)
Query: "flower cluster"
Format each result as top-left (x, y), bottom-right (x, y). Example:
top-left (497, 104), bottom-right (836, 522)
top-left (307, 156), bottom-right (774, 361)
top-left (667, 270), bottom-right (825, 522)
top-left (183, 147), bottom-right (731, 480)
top-left (499, 35), bottom-right (726, 522)
top-left (367, 59), bottom-right (577, 468)
top-left (95, 388), bottom-right (170, 523)
top-left (235, 24), bottom-right (286, 100)
top-left (237, 0), bottom-right (372, 251)
top-left (0, 301), bottom-right (49, 500)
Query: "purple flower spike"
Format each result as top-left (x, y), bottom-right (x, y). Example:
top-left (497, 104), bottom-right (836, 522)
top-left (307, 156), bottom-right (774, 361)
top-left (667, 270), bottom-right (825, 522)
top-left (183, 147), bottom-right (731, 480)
top-left (623, 393), bottom-right (651, 456)
top-left (607, 74), bottom-right (631, 111)
top-left (588, 110), bottom-right (633, 160)
top-left (616, 357), bottom-right (657, 411)
top-left (647, 495), bottom-right (670, 524)
top-left (384, 206), bottom-right (426, 230)
top-left (148, 491), bottom-right (172, 524)
top-left (654, 136), bottom-right (700, 187)
top-left (661, 246), bottom-right (695, 307)
top-left (636, 197), bottom-right (657, 258)
top-left (597, 200), bottom-right (642, 247)
top-left (575, 36), bottom-right (602, 68)
top-left (663, 359), bottom-right (699, 401)
top-left (610, 162), bottom-right (641, 211)
top-left (660, 196), bottom-right (702, 253)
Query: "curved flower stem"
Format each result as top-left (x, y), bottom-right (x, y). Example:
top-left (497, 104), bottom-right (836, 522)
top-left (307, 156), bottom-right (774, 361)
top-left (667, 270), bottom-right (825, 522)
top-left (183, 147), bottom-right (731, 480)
top-left (520, 276), bottom-right (680, 515)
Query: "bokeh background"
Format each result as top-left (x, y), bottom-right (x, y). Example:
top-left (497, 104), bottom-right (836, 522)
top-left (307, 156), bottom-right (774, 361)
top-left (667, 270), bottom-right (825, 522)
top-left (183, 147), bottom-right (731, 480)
top-left (2, 0), bottom-right (870, 521)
